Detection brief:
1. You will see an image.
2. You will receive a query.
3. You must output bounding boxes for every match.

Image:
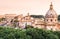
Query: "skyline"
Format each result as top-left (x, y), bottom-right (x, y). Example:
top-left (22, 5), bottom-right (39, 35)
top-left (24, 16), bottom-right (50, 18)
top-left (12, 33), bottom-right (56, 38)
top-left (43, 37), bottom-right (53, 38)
top-left (0, 0), bottom-right (60, 16)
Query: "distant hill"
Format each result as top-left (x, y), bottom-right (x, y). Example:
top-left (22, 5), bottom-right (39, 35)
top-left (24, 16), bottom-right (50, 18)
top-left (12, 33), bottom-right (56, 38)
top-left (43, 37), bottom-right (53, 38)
top-left (30, 15), bottom-right (44, 18)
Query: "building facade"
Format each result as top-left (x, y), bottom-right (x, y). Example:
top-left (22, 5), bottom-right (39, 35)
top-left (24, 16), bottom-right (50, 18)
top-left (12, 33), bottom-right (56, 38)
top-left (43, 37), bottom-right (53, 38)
top-left (0, 3), bottom-right (60, 31)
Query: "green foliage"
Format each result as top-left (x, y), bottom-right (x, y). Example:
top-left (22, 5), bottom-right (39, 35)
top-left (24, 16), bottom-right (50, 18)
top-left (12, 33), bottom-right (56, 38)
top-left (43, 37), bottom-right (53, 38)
top-left (0, 18), bottom-right (6, 22)
top-left (25, 25), bottom-right (33, 29)
top-left (0, 27), bottom-right (59, 39)
top-left (14, 19), bottom-right (19, 22)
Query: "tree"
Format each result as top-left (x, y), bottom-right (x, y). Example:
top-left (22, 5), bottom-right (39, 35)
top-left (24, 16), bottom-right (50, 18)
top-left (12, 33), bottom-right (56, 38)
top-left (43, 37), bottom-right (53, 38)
top-left (46, 34), bottom-right (58, 39)
top-left (25, 25), bottom-right (33, 29)
top-left (0, 26), bottom-right (59, 39)
top-left (13, 19), bottom-right (19, 28)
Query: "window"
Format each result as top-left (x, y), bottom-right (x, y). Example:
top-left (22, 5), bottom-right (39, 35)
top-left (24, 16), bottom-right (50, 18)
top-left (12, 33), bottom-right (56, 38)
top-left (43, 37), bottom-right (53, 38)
top-left (55, 19), bottom-right (56, 21)
top-left (47, 19), bottom-right (48, 21)
top-left (51, 14), bottom-right (52, 15)
top-left (51, 19), bottom-right (52, 22)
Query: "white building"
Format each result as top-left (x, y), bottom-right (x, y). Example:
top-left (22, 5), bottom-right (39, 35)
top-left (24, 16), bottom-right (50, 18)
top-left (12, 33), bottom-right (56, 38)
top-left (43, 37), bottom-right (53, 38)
top-left (32, 2), bottom-right (60, 31)
top-left (45, 2), bottom-right (58, 30)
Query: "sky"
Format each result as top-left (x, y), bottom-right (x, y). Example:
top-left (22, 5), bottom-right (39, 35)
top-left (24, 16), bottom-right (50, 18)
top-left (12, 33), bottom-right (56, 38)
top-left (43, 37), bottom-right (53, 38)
top-left (0, 0), bottom-right (60, 16)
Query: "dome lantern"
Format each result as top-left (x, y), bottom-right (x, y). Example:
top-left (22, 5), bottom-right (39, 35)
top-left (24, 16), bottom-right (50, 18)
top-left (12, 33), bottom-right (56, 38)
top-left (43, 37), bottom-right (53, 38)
top-left (50, 2), bottom-right (53, 10)
top-left (45, 2), bottom-right (57, 18)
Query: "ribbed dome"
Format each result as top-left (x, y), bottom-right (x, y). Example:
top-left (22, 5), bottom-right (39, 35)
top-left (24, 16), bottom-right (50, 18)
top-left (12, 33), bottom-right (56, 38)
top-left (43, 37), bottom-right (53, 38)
top-left (45, 2), bottom-right (57, 18)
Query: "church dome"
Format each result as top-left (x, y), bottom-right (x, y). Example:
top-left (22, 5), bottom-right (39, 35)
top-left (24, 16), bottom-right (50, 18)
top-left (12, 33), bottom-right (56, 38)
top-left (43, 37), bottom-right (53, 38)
top-left (45, 2), bottom-right (57, 18)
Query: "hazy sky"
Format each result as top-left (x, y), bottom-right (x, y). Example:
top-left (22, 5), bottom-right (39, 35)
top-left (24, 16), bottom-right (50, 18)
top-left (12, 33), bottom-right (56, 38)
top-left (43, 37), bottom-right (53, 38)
top-left (0, 0), bottom-right (60, 15)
